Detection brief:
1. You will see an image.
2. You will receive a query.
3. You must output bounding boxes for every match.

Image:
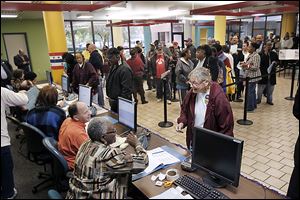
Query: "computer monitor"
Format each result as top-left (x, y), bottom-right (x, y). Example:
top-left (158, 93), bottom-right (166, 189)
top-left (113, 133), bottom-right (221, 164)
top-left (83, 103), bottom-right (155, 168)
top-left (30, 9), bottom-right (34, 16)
top-left (46, 70), bottom-right (53, 85)
top-left (118, 97), bottom-right (137, 132)
top-left (78, 84), bottom-right (92, 107)
top-left (61, 75), bottom-right (70, 94)
top-left (192, 127), bottom-right (244, 188)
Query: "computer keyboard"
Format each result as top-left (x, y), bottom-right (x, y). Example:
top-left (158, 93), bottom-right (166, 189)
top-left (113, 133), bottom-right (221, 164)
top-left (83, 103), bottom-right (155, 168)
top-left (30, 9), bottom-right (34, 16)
top-left (66, 93), bottom-right (78, 101)
top-left (174, 174), bottom-right (229, 199)
top-left (57, 94), bottom-right (64, 101)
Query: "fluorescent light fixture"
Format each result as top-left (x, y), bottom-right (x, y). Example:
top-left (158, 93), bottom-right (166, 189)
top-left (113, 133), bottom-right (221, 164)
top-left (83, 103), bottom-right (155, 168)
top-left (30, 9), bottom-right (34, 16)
top-left (76, 13), bottom-right (93, 19)
top-left (105, 1), bottom-right (127, 11)
top-left (1, 14), bottom-right (18, 18)
top-left (168, 6), bottom-right (188, 12)
top-left (251, 13), bottom-right (265, 17)
top-left (105, 6), bottom-right (126, 11)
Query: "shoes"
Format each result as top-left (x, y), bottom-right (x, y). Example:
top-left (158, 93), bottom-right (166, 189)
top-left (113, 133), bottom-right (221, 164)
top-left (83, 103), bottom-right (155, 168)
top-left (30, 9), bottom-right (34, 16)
top-left (157, 99), bottom-right (162, 102)
top-left (152, 89), bottom-right (156, 92)
top-left (267, 102), bottom-right (274, 105)
top-left (141, 100), bottom-right (148, 104)
top-left (7, 188), bottom-right (17, 199)
top-left (146, 88), bottom-right (152, 91)
top-left (167, 100), bottom-right (172, 105)
top-left (256, 100), bottom-right (261, 104)
top-left (247, 109), bottom-right (255, 113)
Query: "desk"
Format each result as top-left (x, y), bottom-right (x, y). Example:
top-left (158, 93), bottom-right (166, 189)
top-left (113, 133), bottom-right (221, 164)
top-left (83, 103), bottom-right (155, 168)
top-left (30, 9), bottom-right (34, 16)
top-left (131, 131), bottom-right (285, 199)
top-left (87, 110), bottom-right (285, 199)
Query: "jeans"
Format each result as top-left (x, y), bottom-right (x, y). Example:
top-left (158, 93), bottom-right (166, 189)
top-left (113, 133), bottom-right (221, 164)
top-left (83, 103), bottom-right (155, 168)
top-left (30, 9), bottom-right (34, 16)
top-left (257, 82), bottom-right (275, 103)
top-left (247, 82), bottom-right (257, 111)
top-left (1, 146), bottom-right (15, 198)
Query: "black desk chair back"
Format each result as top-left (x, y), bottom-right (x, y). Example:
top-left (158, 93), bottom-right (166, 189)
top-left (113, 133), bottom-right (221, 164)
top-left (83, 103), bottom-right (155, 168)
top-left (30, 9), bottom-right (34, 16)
top-left (43, 137), bottom-right (71, 192)
top-left (19, 122), bottom-right (52, 193)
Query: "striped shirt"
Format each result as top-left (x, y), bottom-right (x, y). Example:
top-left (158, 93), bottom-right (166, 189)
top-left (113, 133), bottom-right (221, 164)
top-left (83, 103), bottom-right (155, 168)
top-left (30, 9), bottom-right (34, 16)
top-left (245, 52), bottom-right (262, 83)
top-left (66, 140), bottom-right (148, 199)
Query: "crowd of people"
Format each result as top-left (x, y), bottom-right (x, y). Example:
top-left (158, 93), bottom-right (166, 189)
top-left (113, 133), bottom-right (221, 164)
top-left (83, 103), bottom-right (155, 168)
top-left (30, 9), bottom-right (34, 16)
top-left (1, 30), bottom-right (299, 199)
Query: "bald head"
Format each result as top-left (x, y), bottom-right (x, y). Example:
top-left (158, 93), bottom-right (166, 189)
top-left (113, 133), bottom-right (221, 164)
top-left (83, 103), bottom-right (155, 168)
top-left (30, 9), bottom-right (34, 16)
top-left (68, 102), bottom-right (91, 123)
top-left (88, 44), bottom-right (96, 53)
top-left (19, 49), bottom-right (24, 56)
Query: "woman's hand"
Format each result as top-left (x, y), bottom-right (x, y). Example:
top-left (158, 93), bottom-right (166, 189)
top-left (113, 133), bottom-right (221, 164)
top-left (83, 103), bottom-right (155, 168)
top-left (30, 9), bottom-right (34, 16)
top-left (176, 122), bottom-right (184, 133)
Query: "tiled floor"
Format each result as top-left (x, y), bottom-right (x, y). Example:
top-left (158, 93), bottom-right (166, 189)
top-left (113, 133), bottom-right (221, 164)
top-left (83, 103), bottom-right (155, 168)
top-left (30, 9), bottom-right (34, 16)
top-left (104, 73), bottom-right (298, 196)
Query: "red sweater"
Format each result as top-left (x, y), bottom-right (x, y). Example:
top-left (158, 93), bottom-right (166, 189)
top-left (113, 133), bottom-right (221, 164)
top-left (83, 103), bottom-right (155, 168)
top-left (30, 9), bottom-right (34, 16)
top-left (126, 56), bottom-right (145, 77)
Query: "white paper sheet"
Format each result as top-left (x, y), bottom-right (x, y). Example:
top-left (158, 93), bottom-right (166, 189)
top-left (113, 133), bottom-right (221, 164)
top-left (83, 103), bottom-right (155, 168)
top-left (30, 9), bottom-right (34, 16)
top-left (150, 187), bottom-right (193, 199)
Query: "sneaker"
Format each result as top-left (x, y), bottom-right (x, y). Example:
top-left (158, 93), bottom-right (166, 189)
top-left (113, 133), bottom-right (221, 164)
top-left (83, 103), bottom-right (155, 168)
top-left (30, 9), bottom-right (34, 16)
top-left (267, 102), bottom-right (274, 105)
top-left (7, 188), bottom-right (17, 199)
top-left (167, 100), bottom-right (172, 105)
top-left (157, 99), bottom-right (162, 102)
top-left (152, 89), bottom-right (156, 92)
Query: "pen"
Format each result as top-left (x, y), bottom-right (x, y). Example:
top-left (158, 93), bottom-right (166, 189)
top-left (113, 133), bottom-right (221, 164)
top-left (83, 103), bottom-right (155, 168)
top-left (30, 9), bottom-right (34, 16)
top-left (152, 150), bottom-right (164, 155)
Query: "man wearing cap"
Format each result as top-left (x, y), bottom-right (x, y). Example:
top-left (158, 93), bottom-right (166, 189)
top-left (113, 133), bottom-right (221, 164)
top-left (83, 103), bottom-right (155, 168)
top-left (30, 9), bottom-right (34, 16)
top-left (184, 38), bottom-right (196, 61)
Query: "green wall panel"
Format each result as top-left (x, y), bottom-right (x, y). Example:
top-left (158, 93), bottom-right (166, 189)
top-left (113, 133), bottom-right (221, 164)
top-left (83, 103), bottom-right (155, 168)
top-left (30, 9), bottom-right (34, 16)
top-left (1, 19), bottom-right (50, 81)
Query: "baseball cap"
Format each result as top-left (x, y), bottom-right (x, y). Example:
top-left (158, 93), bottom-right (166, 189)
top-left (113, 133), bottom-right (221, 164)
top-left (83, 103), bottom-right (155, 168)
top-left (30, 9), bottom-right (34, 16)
top-left (184, 38), bottom-right (192, 42)
top-left (156, 44), bottom-right (163, 50)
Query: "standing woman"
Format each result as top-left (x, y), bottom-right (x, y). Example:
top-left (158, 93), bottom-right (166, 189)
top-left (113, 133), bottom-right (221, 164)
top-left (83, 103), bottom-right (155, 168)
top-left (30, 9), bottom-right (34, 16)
top-left (175, 49), bottom-right (194, 104)
top-left (241, 42), bottom-right (261, 112)
top-left (72, 52), bottom-right (99, 104)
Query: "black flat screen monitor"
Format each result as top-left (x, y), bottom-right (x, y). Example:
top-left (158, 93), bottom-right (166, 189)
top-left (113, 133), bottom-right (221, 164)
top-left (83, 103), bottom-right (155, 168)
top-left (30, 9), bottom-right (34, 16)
top-left (192, 127), bottom-right (244, 188)
top-left (118, 97), bottom-right (137, 132)
top-left (61, 75), bottom-right (69, 93)
top-left (46, 70), bottom-right (53, 85)
top-left (78, 84), bottom-right (92, 107)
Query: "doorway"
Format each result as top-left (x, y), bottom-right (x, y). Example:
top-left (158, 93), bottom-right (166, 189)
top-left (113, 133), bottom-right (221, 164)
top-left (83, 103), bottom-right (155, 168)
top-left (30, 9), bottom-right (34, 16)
top-left (2, 33), bottom-right (32, 71)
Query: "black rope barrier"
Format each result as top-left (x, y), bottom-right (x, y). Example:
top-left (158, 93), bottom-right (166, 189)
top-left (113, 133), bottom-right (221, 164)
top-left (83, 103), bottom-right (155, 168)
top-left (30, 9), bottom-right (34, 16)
top-left (221, 64), bottom-right (295, 126)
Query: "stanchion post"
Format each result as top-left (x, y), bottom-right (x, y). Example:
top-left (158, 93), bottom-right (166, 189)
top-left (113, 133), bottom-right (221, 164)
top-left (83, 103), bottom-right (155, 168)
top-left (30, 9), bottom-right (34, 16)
top-left (158, 78), bottom-right (173, 128)
top-left (285, 63), bottom-right (296, 101)
top-left (237, 77), bottom-right (253, 125)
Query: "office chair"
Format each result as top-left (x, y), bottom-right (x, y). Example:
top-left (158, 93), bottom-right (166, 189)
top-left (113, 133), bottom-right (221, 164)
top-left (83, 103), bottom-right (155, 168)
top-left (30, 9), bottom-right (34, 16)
top-left (19, 122), bottom-right (53, 193)
top-left (48, 189), bottom-right (63, 199)
top-left (43, 137), bottom-right (72, 192)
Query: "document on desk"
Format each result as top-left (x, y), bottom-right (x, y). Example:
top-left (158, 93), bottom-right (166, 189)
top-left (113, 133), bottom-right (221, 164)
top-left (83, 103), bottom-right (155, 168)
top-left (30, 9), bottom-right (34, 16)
top-left (132, 146), bottom-right (184, 181)
top-left (150, 187), bottom-right (193, 199)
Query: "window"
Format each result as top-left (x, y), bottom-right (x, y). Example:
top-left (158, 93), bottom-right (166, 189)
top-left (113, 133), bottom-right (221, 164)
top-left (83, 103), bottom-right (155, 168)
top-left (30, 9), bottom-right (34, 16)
top-left (64, 21), bottom-right (74, 53)
top-left (240, 18), bottom-right (253, 41)
top-left (72, 21), bottom-right (93, 52)
top-left (129, 26), bottom-right (144, 48)
top-left (266, 15), bottom-right (282, 37)
top-left (227, 20), bottom-right (240, 42)
top-left (93, 21), bottom-right (113, 49)
top-left (122, 27), bottom-right (129, 48)
top-left (253, 16), bottom-right (266, 37)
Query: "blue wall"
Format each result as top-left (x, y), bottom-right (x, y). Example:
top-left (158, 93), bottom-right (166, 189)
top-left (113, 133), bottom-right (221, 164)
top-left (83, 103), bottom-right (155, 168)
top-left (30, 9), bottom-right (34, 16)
top-left (194, 25), bottom-right (214, 47)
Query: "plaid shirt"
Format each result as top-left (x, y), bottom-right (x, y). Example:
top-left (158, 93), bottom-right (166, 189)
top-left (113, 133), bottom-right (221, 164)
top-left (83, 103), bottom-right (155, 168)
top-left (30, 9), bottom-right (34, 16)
top-left (66, 139), bottom-right (148, 199)
top-left (245, 52), bottom-right (262, 83)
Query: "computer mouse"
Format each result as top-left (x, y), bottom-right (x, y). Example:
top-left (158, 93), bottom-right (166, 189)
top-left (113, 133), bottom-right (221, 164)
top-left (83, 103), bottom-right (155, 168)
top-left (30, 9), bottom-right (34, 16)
top-left (120, 143), bottom-right (129, 150)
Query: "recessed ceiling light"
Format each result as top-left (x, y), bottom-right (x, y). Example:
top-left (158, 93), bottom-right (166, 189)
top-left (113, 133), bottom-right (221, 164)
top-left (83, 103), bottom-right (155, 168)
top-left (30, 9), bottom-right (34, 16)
top-left (1, 14), bottom-right (18, 18)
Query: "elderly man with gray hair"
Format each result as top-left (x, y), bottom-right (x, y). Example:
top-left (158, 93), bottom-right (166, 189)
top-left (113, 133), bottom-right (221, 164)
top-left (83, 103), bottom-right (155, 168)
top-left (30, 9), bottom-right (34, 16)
top-left (176, 67), bottom-right (234, 150)
top-left (66, 117), bottom-right (148, 199)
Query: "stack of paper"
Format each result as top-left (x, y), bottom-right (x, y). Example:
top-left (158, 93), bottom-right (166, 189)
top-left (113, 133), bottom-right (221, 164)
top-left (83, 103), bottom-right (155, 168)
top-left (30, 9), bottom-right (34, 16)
top-left (132, 146), bottom-right (183, 181)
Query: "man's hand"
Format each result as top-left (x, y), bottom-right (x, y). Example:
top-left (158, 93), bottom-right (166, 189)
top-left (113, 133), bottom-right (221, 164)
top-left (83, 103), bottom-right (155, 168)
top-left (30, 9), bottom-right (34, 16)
top-left (126, 133), bottom-right (139, 148)
top-left (176, 122), bottom-right (184, 133)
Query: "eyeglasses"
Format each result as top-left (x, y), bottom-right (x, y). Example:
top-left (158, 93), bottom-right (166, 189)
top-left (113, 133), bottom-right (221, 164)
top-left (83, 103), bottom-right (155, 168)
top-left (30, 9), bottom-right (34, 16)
top-left (188, 80), bottom-right (204, 87)
top-left (104, 128), bottom-right (117, 135)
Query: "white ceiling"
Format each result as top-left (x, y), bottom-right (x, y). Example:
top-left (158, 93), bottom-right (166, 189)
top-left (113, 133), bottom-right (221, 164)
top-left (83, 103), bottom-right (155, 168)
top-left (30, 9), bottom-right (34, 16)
top-left (63, 1), bottom-right (245, 21)
top-left (1, 1), bottom-right (245, 21)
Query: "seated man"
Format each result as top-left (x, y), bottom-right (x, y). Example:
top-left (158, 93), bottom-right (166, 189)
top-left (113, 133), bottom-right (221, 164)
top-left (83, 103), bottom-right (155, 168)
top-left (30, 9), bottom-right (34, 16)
top-left (58, 102), bottom-right (91, 170)
top-left (66, 117), bottom-right (148, 199)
